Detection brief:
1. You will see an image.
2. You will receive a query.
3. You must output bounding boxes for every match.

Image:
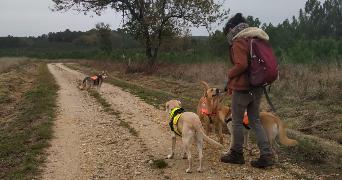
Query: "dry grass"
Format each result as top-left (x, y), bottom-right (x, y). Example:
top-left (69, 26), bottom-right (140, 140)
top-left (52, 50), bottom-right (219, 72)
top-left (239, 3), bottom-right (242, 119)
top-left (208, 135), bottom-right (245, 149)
top-left (271, 63), bottom-right (342, 143)
top-left (0, 57), bottom-right (31, 73)
top-left (76, 60), bottom-right (230, 85)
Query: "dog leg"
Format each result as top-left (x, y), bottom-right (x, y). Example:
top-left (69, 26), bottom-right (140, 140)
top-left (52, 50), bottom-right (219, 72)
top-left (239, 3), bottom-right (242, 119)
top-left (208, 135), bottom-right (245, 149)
top-left (228, 122), bottom-right (234, 151)
top-left (182, 148), bottom-right (187, 159)
top-left (243, 128), bottom-right (252, 155)
top-left (217, 122), bottom-right (223, 145)
top-left (269, 140), bottom-right (276, 161)
top-left (182, 133), bottom-right (193, 173)
top-left (97, 84), bottom-right (102, 93)
top-left (167, 132), bottom-right (176, 159)
top-left (194, 135), bottom-right (203, 173)
top-left (183, 143), bottom-right (192, 173)
top-left (271, 139), bottom-right (280, 163)
top-left (205, 121), bottom-right (210, 136)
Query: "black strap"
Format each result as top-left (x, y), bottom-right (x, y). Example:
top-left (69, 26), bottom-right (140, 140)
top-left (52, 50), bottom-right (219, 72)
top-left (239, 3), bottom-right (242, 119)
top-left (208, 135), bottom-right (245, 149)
top-left (225, 117), bottom-right (250, 130)
top-left (243, 123), bottom-right (251, 130)
top-left (263, 86), bottom-right (276, 113)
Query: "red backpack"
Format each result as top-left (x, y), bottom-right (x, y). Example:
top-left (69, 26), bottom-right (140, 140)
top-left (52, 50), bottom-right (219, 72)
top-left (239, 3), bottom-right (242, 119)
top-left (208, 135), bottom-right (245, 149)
top-left (237, 37), bottom-right (279, 87)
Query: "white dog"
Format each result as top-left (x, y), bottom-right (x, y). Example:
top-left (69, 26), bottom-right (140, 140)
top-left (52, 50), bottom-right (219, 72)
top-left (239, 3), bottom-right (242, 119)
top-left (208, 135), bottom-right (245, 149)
top-left (165, 100), bottom-right (223, 173)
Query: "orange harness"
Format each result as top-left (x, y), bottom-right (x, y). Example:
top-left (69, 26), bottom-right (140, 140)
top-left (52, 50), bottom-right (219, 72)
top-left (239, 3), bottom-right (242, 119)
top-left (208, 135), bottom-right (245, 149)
top-left (229, 111), bottom-right (249, 125)
top-left (225, 111), bottom-right (251, 130)
top-left (200, 102), bottom-right (218, 115)
top-left (91, 76), bottom-right (98, 80)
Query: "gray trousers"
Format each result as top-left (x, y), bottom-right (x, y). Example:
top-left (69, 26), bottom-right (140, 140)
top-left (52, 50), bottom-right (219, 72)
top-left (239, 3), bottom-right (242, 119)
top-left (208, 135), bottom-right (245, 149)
top-left (231, 87), bottom-right (271, 155)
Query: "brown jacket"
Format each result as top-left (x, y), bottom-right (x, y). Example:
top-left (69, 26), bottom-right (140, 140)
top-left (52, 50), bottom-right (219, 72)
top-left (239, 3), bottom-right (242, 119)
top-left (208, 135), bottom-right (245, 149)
top-left (227, 38), bottom-right (250, 90)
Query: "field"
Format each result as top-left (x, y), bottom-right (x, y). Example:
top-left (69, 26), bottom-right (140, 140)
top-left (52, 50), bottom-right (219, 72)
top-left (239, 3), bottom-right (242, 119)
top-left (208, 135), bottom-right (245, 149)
top-left (67, 60), bottom-right (342, 179)
top-left (0, 57), bottom-right (31, 73)
top-left (0, 57), bottom-right (341, 180)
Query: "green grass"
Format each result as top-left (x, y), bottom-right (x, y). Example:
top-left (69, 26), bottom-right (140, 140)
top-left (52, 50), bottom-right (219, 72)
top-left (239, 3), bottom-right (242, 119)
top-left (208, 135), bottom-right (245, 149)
top-left (152, 159), bottom-right (168, 169)
top-left (88, 91), bottom-right (138, 137)
top-left (0, 63), bottom-right (58, 179)
top-left (106, 78), bottom-right (176, 109)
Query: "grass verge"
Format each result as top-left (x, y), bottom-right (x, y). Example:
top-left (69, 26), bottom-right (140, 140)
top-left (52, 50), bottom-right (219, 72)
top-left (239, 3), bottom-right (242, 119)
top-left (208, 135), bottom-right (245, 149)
top-left (0, 63), bottom-right (58, 179)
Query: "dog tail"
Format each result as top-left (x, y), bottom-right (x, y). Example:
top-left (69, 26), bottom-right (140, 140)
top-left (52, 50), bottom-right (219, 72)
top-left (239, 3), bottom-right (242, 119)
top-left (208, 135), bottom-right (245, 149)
top-left (273, 115), bottom-right (298, 146)
top-left (80, 78), bottom-right (88, 90)
top-left (83, 78), bottom-right (88, 84)
top-left (200, 81), bottom-right (209, 94)
top-left (195, 122), bottom-right (223, 149)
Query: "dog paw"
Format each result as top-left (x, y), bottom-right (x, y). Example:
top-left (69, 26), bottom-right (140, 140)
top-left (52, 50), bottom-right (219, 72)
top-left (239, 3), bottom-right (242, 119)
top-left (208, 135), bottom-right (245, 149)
top-left (167, 154), bottom-right (173, 159)
top-left (186, 169), bottom-right (192, 173)
top-left (222, 151), bottom-right (230, 155)
top-left (274, 157), bottom-right (279, 163)
top-left (197, 168), bottom-right (203, 173)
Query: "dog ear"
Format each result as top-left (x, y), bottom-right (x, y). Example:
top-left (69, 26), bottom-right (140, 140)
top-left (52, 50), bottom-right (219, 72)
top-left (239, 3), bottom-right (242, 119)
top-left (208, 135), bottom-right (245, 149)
top-left (176, 100), bottom-right (181, 107)
top-left (204, 91), bottom-right (208, 97)
top-left (102, 70), bottom-right (105, 74)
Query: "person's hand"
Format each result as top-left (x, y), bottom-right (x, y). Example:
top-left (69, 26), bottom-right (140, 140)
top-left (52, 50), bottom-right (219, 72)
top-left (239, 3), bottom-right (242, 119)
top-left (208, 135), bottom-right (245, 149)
top-left (224, 80), bottom-right (230, 92)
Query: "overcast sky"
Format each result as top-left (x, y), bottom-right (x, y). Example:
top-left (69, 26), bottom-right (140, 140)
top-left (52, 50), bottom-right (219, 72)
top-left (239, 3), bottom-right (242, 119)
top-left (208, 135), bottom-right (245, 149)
top-left (0, 0), bottom-right (324, 37)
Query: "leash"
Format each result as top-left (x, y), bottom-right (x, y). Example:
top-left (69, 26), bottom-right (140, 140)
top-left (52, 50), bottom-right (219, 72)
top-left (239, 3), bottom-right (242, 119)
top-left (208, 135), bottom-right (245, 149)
top-left (204, 80), bottom-right (231, 122)
top-left (210, 80), bottom-right (231, 115)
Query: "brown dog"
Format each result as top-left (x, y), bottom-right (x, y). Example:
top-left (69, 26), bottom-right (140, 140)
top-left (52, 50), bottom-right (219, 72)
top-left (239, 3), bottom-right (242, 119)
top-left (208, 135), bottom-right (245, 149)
top-left (217, 106), bottom-right (298, 162)
top-left (166, 100), bottom-right (223, 173)
top-left (197, 81), bottom-right (224, 144)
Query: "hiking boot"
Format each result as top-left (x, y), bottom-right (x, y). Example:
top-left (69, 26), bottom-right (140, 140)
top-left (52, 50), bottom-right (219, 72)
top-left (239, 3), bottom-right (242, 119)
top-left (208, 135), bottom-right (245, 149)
top-left (251, 153), bottom-right (274, 168)
top-left (220, 149), bottom-right (245, 164)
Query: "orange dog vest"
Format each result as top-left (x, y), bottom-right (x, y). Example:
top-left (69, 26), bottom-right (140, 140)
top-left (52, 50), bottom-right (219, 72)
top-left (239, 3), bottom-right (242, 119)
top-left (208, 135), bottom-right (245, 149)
top-left (200, 102), bottom-right (218, 115)
top-left (91, 76), bottom-right (98, 80)
top-left (229, 112), bottom-right (249, 125)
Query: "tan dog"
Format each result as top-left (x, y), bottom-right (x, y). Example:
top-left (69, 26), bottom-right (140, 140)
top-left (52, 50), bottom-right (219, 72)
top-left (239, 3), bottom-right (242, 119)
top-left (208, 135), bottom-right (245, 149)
top-left (217, 106), bottom-right (298, 162)
top-left (165, 100), bottom-right (223, 173)
top-left (80, 70), bottom-right (108, 93)
top-left (197, 81), bottom-right (224, 144)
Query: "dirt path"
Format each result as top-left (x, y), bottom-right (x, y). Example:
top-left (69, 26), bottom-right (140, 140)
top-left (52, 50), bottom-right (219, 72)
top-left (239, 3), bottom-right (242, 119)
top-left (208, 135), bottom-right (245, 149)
top-left (43, 63), bottom-right (317, 180)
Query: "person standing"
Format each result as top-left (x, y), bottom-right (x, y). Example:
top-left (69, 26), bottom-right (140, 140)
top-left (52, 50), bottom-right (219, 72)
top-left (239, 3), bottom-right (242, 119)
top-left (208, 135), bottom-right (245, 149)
top-left (220, 13), bottom-right (274, 168)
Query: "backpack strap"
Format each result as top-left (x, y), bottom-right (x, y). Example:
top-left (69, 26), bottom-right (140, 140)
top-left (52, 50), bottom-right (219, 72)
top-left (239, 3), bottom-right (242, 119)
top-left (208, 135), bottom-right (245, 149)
top-left (236, 36), bottom-right (253, 58)
top-left (236, 37), bottom-right (253, 87)
top-left (263, 86), bottom-right (277, 113)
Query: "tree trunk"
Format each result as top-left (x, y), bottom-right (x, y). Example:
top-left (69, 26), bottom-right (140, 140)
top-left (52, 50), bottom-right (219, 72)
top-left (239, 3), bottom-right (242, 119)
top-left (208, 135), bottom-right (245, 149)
top-left (146, 47), bottom-right (155, 67)
top-left (144, 30), bottom-right (162, 67)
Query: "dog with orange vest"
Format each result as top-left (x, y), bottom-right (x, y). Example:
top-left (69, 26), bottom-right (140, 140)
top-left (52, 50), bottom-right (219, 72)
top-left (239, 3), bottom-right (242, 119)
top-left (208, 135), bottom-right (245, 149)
top-left (196, 81), bottom-right (297, 162)
top-left (80, 70), bottom-right (108, 93)
top-left (217, 105), bottom-right (298, 162)
top-left (196, 81), bottom-right (224, 144)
